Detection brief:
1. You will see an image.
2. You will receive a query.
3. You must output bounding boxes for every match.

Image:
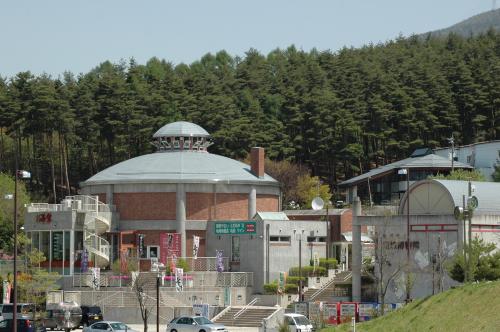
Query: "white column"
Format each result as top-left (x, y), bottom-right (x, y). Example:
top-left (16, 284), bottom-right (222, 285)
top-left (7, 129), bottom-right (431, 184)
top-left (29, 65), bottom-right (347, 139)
top-left (351, 196), bottom-right (362, 302)
top-left (69, 230), bottom-right (75, 275)
top-left (248, 187), bottom-right (257, 219)
top-left (176, 183), bottom-right (187, 257)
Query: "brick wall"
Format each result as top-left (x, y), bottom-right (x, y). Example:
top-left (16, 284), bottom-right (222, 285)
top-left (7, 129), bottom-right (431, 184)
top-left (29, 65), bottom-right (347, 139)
top-left (186, 193), bottom-right (213, 220)
top-left (215, 193), bottom-right (248, 220)
top-left (256, 194), bottom-right (279, 212)
top-left (94, 193), bottom-right (106, 204)
top-left (114, 192), bottom-right (176, 220)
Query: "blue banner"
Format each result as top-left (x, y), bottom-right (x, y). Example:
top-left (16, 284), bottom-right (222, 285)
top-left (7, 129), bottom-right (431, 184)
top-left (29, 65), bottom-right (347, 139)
top-left (81, 249), bottom-right (88, 273)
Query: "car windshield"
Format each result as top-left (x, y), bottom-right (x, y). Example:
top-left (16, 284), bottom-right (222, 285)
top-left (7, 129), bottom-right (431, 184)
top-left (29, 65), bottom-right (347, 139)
top-left (88, 307), bottom-right (101, 314)
top-left (293, 316), bottom-right (310, 325)
top-left (193, 317), bottom-right (213, 325)
top-left (110, 323), bottom-right (129, 329)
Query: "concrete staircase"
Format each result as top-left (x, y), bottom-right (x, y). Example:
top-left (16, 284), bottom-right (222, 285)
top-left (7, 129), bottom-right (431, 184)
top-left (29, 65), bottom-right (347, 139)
top-left (304, 271), bottom-right (352, 302)
top-left (213, 307), bottom-right (278, 327)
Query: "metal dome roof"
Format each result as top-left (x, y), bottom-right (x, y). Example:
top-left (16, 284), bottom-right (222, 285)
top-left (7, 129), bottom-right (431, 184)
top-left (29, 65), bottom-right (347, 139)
top-left (81, 151), bottom-right (278, 186)
top-left (153, 121), bottom-right (210, 138)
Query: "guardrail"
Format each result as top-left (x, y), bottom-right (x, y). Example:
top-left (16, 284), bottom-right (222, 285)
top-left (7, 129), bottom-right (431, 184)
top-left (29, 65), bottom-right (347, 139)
top-left (233, 297), bottom-right (259, 319)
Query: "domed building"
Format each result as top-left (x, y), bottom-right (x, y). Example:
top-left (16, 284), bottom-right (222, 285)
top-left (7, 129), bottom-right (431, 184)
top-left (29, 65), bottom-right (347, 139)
top-left (79, 121), bottom-right (281, 268)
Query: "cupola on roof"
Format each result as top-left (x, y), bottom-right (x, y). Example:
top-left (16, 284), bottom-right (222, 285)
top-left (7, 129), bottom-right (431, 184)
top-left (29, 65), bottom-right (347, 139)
top-left (153, 121), bottom-right (210, 138)
top-left (152, 121), bottom-right (212, 152)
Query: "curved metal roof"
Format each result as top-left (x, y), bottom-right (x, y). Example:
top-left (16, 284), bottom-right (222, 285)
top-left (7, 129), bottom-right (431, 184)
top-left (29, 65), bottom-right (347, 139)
top-left (153, 121), bottom-right (210, 138)
top-left (431, 180), bottom-right (500, 214)
top-left (339, 154), bottom-right (473, 186)
top-left (400, 179), bottom-right (500, 215)
top-left (81, 151), bottom-right (278, 186)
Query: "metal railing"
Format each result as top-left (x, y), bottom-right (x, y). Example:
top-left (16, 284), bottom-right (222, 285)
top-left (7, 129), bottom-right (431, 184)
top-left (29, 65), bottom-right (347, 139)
top-left (215, 272), bottom-right (253, 287)
top-left (27, 195), bottom-right (114, 213)
top-left (84, 234), bottom-right (110, 260)
top-left (233, 297), bottom-right (259, 319)
top-left (166, 257), bottom-right (229, 272)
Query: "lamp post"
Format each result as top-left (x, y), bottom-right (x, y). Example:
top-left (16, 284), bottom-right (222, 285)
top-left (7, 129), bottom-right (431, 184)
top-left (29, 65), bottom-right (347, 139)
top-left (156, 272), bottom-right (160, 332)
top-left (295, 229), bottom-right (304, 302)
top-left (398, 168), bottom-right (411, 303)
top-left (12, 169), bottom-right (31, 332)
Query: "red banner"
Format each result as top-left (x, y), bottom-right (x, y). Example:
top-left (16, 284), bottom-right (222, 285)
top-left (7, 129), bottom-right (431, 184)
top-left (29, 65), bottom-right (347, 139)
top-left (160, 233), bottom-right (181, 264)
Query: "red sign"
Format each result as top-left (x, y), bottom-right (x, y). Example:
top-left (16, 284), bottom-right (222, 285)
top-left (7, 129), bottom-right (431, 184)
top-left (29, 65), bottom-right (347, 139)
top-left (160, 233), bottom-right (181, 264)
top-left (36, 213), bottom-right (52, 224)
top-left (245, 223), bottom-right (255, 233)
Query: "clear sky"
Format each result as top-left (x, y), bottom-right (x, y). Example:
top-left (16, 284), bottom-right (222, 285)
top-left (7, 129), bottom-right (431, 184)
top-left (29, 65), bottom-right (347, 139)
top-left (0, 0), bottom-right (494, 78)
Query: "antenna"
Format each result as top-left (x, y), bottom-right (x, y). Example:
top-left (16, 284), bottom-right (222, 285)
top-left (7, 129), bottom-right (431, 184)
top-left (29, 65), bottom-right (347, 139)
top-left (311, 197), bottom-right (325, 210)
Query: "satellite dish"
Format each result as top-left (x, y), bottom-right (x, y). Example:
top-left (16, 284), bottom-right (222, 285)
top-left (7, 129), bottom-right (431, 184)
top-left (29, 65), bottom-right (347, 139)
top-left (311, 197), bottom-right (325, 210)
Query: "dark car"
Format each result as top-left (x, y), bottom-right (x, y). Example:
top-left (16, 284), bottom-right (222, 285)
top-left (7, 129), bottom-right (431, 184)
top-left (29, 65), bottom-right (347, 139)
top-left (0, 318), bottom-right (46, 332)
top-left (80, 306), bottom-right (103, 327)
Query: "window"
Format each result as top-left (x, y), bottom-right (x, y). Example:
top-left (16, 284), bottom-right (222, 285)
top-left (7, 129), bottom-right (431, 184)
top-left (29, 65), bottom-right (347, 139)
top-left (270, 236), bottom-right (291, 243)
top-left (307, 236), bottom-right (326, 243)
top-left (147, 246), bottom-right (159, 259)
top-left (231, 236), bottom-right (240, 262)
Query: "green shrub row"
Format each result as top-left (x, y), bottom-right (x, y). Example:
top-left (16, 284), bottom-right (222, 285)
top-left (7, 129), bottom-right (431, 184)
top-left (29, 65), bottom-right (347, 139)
top-left (289, 266), bottom-right (327, 277)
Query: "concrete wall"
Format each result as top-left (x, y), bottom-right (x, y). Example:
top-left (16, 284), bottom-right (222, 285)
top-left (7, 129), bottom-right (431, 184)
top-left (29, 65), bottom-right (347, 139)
top-left (357, 214), bottom-right (462, 302)
top-left (206, 219), bottom-right (327, 294)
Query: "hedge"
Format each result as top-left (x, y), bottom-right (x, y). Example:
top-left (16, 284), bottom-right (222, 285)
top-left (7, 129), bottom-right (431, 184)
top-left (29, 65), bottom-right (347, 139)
top-left (319, 258), bottom-right (338, 270)
top-left (285, 276), bottom-right (307, 285)
top-left (289, 266), bottom-right (327, 277)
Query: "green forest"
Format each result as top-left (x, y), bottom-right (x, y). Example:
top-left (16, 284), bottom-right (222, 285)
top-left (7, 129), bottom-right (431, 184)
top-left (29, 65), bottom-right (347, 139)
top-left (0, 31), bottom-right (499, 202)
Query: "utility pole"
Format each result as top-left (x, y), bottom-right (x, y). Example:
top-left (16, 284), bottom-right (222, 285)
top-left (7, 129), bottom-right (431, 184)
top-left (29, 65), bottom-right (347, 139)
top-left (448, 135), bottom-right (455, 172)
top-left (406, 168), bottom-right (411, 303)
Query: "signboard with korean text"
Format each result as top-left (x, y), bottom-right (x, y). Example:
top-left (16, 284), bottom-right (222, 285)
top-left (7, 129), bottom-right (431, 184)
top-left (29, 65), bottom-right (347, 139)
top-left (214, 221), bottom-right (256, 235)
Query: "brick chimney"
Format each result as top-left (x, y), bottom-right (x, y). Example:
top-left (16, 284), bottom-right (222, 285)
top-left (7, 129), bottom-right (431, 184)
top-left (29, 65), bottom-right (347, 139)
top-left (251, 147), bottom-right (265, 178)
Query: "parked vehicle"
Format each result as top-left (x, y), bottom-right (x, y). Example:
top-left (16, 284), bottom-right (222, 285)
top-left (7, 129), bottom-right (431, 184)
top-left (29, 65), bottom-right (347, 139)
top-left (0, 318), bottom-right (46, 332)
top-left (80, 306), bottom-right (103, 327)
top-left (167, 316), bottom-right (227, 332)
top-left (83, 321), bottom-right (138, 332)
top-left (1, 303), bottom-right (36, 320)
top-left (284, 313), bottom-right (313, 332)
top-left (41, 309), bottom-right (59, 330)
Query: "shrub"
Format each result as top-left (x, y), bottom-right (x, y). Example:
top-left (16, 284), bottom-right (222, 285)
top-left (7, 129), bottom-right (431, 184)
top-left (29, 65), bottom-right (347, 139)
top-left (166, 258), bottom-right (191, 274)
top-left (285, 284), bottom-right (298, 294)
top-left (289, 266), bottom-right (326, 277)
top-left (263, 282), bottom-right (278, 294)
top-left (285, 276), bottom-right (306, 285)
top-left (319, 258), bottom-right (338, 270)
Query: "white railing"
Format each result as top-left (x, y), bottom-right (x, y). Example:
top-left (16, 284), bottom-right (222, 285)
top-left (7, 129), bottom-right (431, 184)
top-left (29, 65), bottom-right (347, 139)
top-left (215, 272), bottom-right (253, 287)
top-left (27, 195), bottom-right (114, 213)
top-left (234, 297), bottom-right (259, 319)
top-left (85, 234), bottom-right (110, 259)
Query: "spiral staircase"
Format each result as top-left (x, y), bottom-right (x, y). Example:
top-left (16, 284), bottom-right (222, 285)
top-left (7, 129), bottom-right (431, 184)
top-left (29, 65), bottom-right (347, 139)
top-left (69, 195), bottom-right (112, 268)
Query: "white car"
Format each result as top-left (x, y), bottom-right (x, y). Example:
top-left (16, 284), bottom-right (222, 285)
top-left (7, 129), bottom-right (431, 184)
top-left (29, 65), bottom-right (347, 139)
top-left (284, 313), bottom-right (313, 332)
top-left (167, 316), bottom-right (227, 332)
top-left (83, 321), bottom-right (138, 332)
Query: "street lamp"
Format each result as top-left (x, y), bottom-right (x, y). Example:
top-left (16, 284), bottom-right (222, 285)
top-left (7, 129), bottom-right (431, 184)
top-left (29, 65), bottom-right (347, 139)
top-left (156, 272), bottom-right (160, 332)
top-left (398, 168), bottom-right (411, 303)
top-left (12, 169), bottom-right (31, 332)
top-left (294, 229), bottom-right (305, 302)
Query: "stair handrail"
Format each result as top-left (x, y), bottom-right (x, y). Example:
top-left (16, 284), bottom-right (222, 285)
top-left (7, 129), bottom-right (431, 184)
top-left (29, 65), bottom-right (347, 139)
top-left (233, 297), bottom-right (259, 319)
top-left (308, 277), bottom-right (337, 301)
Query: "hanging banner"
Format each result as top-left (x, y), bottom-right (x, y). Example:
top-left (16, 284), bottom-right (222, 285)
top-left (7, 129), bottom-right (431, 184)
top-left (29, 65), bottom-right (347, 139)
top-left (81, 249), bottom-right (89, 273)
top-left (120, 249), bottom-right (128, 274)
top-left (2, 281), bottom-right (11, 304)
top-left (91, 267), bottom-right (101, 290)
top-left (137, 234), bottom-right (146, 259)
top-left (160, 233), bottom-right (182, 265)
top-left (175, 268), bottom-right (184, 292)
top-left (224, 287), bottom-right (231, 306)
top-left (193, 235), bottom-right (200, 260)
top-left (170, 254), bottom-right (177, 273)
top-left (216, 250), bottom-right (224, 272)
top-left (313, 252), bottom-right (319, 272)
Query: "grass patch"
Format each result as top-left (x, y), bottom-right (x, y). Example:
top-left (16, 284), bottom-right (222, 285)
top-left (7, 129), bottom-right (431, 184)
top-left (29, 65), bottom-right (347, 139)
top-left (321, 281), bottom-right (500, 332)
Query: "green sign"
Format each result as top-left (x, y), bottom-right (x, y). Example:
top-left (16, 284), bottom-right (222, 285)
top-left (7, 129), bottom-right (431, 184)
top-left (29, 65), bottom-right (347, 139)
top-left (214, 221), bottom-right (256, 235)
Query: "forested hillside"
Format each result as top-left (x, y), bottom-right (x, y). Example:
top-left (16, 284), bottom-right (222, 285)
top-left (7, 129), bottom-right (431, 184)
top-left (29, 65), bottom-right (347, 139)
top-left (0, 32), bottom-right (499, 202)
top-left (423, 8), bottom-right (500, 38)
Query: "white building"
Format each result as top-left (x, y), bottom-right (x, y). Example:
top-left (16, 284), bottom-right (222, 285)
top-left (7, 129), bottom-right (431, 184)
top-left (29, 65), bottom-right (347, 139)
top-left (434, 140), bottom-right (500, 180)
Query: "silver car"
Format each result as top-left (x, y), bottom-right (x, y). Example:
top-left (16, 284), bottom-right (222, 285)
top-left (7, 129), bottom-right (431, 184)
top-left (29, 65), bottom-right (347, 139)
top-left (167, 316), bottom-right (227, 332)
top-left (83, 321), bottom-right (138, 332)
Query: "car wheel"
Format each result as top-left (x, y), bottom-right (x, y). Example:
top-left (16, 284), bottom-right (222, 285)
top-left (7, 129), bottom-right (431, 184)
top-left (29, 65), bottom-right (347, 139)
top-left (171, 329), bottom-right (177, 332)
top-left (200, 330), bottom-right (206, 332)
